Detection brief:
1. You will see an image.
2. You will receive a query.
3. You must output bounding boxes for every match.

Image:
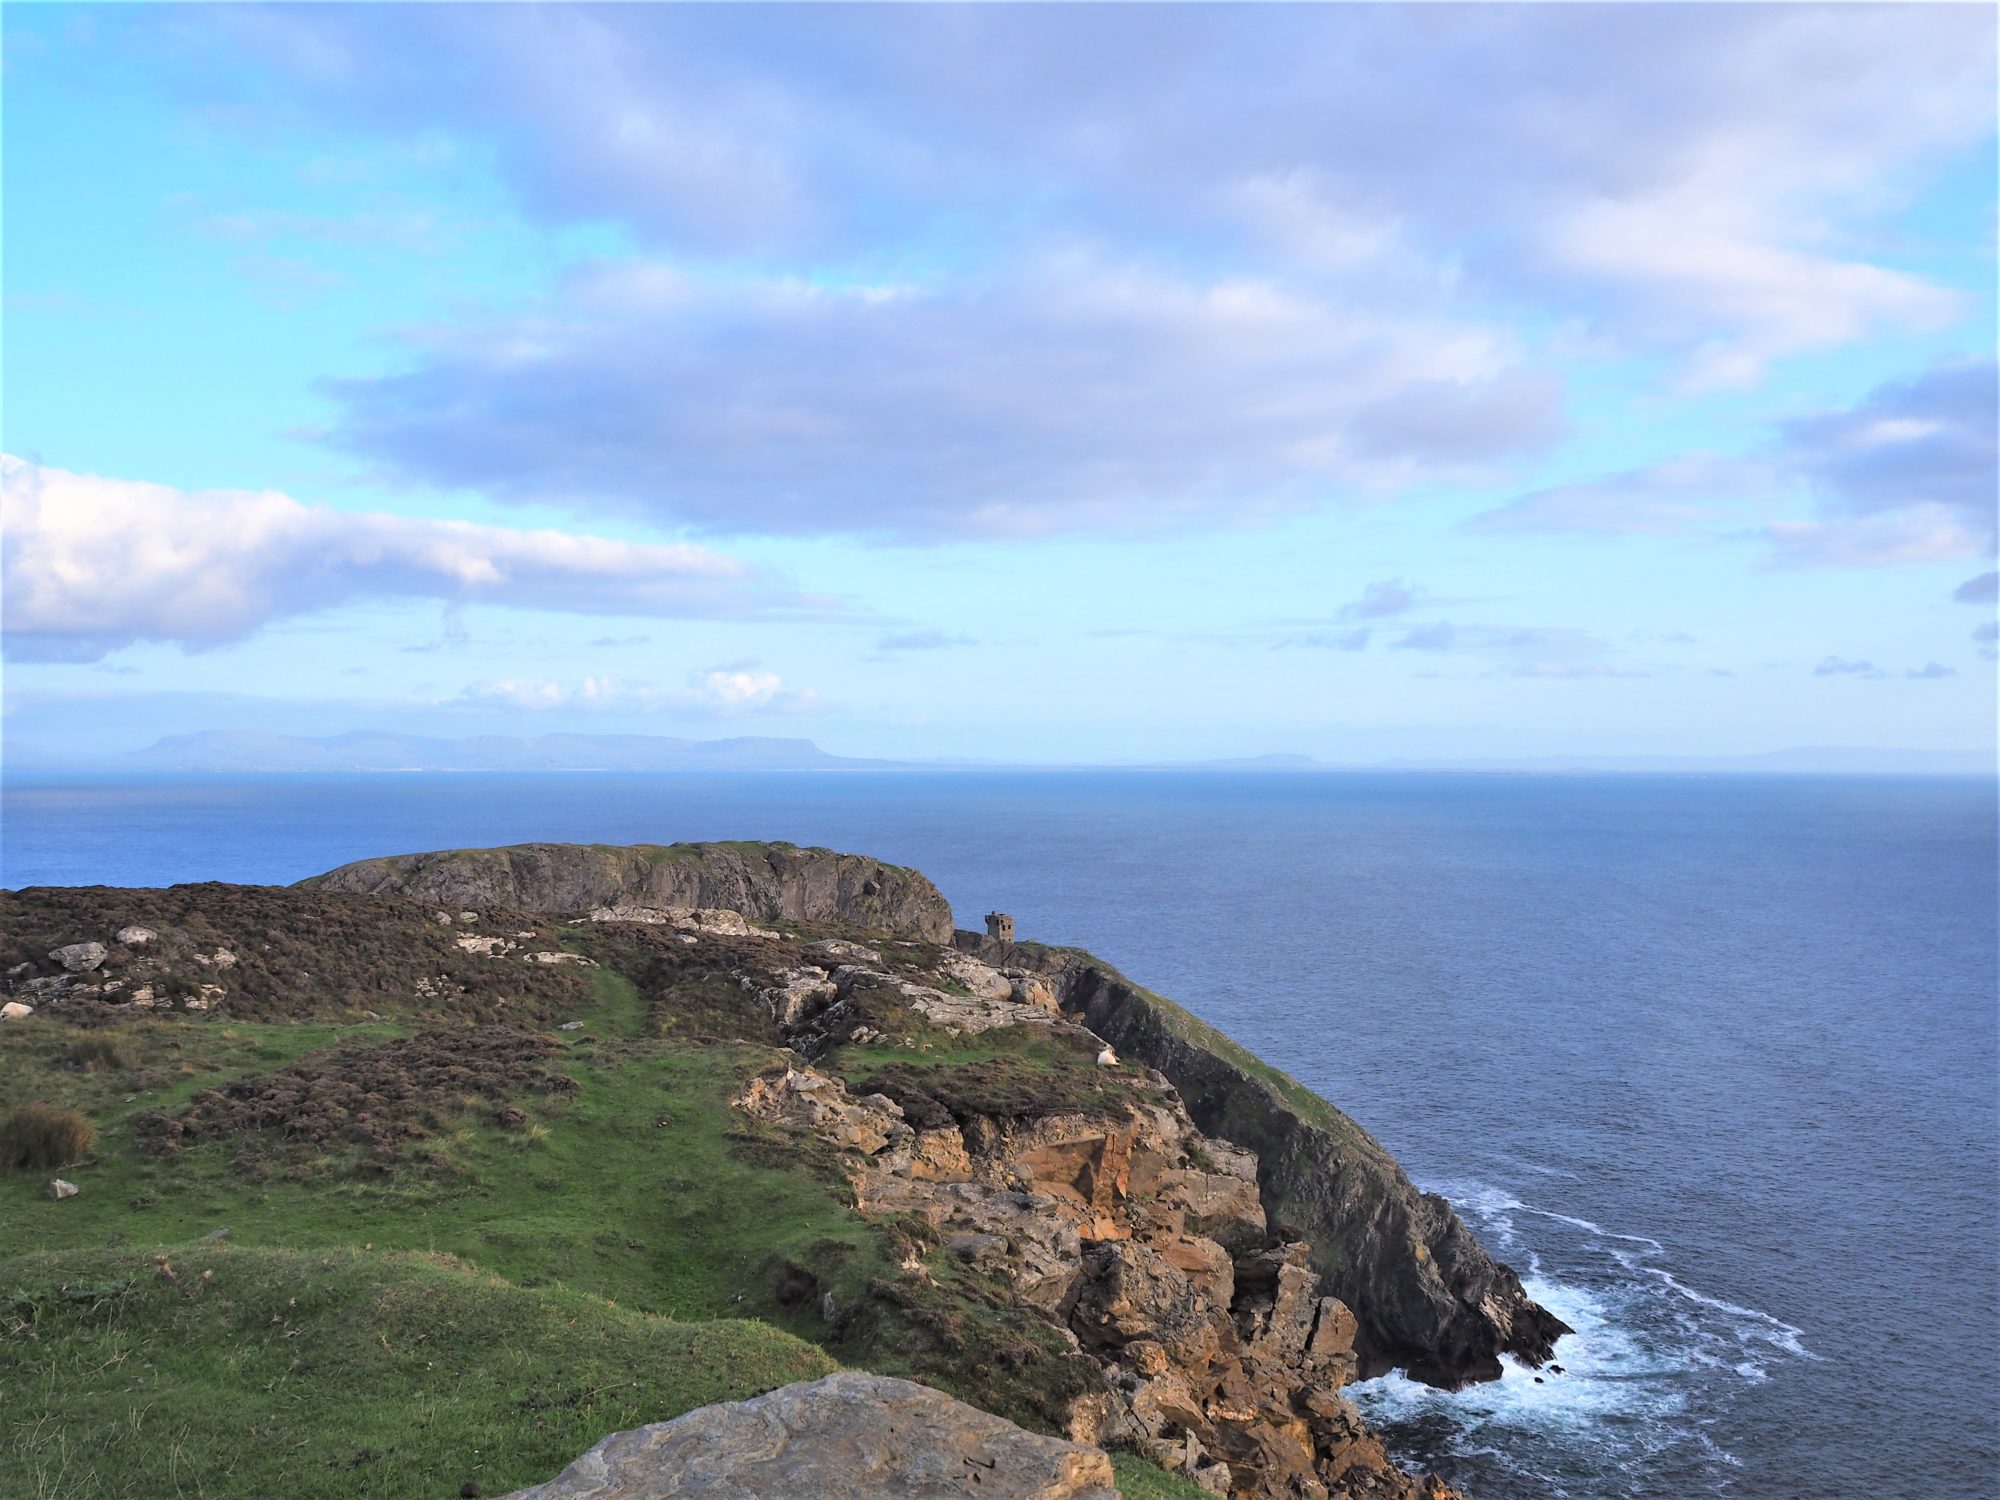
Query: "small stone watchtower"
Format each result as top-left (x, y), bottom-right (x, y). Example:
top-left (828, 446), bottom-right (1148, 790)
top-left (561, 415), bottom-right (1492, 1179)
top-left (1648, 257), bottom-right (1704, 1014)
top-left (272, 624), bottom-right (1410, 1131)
top-left (984, 911), bottom-right (1015, 943)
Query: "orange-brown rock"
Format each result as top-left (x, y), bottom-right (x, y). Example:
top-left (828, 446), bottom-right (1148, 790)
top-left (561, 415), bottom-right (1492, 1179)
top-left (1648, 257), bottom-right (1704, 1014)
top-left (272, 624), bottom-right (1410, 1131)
top-left (736, 1050), bottom-right (1460, 1500)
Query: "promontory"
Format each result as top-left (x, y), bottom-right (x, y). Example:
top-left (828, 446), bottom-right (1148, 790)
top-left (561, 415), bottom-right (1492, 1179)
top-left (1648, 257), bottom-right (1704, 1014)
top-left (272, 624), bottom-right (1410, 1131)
top-left (2, 840), bottom-right (1565, 1499)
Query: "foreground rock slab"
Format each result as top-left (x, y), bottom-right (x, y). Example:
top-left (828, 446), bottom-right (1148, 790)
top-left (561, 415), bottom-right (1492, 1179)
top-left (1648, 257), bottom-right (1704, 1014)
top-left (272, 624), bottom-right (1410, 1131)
top-left (501, 1372), bottom-right (1118, 1499)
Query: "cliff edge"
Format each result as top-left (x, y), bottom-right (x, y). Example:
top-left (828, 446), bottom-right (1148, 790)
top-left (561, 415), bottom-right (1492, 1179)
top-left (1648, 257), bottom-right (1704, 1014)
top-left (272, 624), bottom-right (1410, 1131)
top-left (962, 935), bottom-right (1569, 1388)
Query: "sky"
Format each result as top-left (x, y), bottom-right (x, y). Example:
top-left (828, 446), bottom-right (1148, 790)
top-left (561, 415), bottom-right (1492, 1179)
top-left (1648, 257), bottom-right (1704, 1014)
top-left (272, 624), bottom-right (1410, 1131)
top-left (4, 3), bottom-right (1996, 766)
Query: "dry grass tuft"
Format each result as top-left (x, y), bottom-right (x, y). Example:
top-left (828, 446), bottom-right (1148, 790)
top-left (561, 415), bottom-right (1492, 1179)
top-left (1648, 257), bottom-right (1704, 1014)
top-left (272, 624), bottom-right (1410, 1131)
top-left (62, 1036), bottom-right (131, 1073)
top-left (0, 1102), bottom-right (97, 1173)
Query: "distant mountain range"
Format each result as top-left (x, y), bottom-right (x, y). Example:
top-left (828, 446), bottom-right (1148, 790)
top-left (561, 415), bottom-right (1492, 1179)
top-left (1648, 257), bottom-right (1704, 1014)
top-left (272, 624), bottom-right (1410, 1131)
top-left (128, 731), bottom-right (897, 773)
top-left (114, 731), bottom-right (1990, 776)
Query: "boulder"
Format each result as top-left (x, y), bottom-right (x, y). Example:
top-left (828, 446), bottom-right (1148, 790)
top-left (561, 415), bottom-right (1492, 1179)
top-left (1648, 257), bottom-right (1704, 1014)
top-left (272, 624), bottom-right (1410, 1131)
top-left (51, 1179), bottom-right (78, 1200)
top-left (746, 966), bottom-right (838, 1028)
top-left (49, 942), bottom-right (107, 973)
top-left (939, 950), bottom-right (1016, 1001)
top-left (500, 1372), bottom-right (1118, 1499)
top-left (810, 937), bottom-right (883, 965)
top-left (115, 926), bottom-right (157, 946)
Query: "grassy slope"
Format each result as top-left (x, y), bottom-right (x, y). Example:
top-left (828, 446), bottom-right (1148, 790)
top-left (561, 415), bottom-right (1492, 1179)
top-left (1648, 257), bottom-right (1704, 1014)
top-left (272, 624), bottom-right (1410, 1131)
top-left (2, 971), bottom-right (887, 1338)
top-left (2, 941), bottom-right (1192, 1497)
top-left (3, 1244), bottom-right (834, 1500)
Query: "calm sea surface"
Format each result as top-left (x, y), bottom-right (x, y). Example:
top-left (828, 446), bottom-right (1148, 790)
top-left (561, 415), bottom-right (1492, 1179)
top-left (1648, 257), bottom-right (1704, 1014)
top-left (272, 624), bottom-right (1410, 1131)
top-left (4, 770), bottom-right (1995, 1499)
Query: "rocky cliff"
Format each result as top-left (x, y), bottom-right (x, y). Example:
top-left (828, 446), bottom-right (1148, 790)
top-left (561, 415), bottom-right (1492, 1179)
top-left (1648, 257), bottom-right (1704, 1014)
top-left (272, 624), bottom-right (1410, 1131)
top-left (719, 924), bottom-right (1459, 1498)
top-left (8, 844), bottom-right (1568, 1498)
top-left (960, 937), bottom-right (1567, 1388)
top-left (303, 841), bottom-right (954, 942)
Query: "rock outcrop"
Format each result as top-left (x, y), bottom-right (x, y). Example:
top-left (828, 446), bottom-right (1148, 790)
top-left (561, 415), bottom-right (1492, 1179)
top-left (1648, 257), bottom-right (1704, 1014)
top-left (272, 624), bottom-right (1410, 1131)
top-left (501, 1372), bottom-right (1118, 1500)
top-left (736, 958), bottom-right (1463, 1499)
top-left (960, 937), bottom-right (1567, 1388)
top-left (304, 841), bottom-right (954, 942)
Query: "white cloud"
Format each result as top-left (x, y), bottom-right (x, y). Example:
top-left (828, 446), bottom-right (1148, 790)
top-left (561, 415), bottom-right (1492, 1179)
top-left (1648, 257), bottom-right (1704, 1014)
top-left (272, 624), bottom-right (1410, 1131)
top-left (82, 5), bottom-right (1984, 541)
top-left (1765, 358), bottom-right (1998, 567)
top-left (324, 252), bottom-right (1561, 539)
top-left (1, 456), bottom-right (814, 662)
top-left (688, 665), bottom-right (788, 710)
top-left (190, 5), bottom-right (1990, 387)
top-left (1763, 503), bottom-right (1989, 570)
top-left (442, 664), bottom-right (821, 717)
top-left (1549, 182), bottom-right (1960, 390)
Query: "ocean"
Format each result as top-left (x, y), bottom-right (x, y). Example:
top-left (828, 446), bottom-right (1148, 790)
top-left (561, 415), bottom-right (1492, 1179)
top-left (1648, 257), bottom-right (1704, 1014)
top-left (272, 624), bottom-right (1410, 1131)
top-left (3, 769), bottom-right (1995, 1499)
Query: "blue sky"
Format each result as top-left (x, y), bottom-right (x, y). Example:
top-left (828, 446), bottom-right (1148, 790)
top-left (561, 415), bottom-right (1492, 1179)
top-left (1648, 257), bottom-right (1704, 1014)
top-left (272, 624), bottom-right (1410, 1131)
top-left (4, 3), bottom-right (1995, 764)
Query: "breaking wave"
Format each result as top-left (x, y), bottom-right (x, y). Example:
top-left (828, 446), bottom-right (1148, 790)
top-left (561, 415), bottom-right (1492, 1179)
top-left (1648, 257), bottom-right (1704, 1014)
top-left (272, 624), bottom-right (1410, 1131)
top-left (1347, 1180), bottom-right (1815, 1499)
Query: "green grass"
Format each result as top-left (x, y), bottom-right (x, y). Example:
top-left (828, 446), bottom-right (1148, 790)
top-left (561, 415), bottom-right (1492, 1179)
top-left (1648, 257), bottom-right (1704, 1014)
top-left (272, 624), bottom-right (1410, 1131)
top-left (0, 1242), bottom-right (1202, 1500)
top-left (1, 1244), bottom-right (834, 1500)
top-left (1, 1022), bottom-right (888, 1339)
top-left (1111, 1454), bottom-right (1218, 1500)
top-left (0, 929), bottom-right (1221, 1499)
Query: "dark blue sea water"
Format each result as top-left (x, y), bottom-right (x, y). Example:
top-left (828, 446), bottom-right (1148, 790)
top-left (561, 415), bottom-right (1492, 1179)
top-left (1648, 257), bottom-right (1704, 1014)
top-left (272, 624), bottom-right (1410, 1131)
top-left (4, 771), bottom-right (1995, 1499)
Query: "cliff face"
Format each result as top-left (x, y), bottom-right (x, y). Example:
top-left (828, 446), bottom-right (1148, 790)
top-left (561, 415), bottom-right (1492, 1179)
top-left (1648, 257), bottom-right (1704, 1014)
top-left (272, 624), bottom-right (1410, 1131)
top-left (963, 938), bottom-right (1567, 1388)
top-left (303, 841), bottom-right (954, 943)
top-left (729, 939), bottom-right (1458, 1500)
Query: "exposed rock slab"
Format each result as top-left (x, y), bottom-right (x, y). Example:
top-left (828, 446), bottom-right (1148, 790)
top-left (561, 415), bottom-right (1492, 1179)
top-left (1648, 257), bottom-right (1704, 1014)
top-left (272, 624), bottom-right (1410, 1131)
top-left (500, 1372), bottom-right (1118, 1499)
top-left (49, 942), bottom-right (107, 973)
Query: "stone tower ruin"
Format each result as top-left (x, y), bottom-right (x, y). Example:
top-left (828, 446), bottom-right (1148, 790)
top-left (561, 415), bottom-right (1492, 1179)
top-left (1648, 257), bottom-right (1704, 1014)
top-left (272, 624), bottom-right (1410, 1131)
top-left (985, 911), bottom-right (1015, 942)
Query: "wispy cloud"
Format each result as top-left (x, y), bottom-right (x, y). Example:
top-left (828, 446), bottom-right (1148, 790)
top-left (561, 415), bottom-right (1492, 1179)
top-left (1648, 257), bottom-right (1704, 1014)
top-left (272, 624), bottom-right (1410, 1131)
top-left (1470, 455), bottom-right (1757, 539)
top-left (1337, 579), bottom-right (1424, 621)
top-left (1472, 357), bottom-right (1998, 569)
top-left (1, 456), bottom-right (822, 663)
top-left (1386, 621), bottom-right (1653, 678)
top-left (1393, 622), bottom-right (1460, 652)
top-left (1954, 571), bottom-right (1998, 604)
top-left (875, 628), bottom-right (979, 653)
top-left (1811, 655), bottom-right (1961, 681)
top-left (1281, 628), bottom-right (1372, 653)
top-left (1813, 655), bottom-right (1886, 679)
